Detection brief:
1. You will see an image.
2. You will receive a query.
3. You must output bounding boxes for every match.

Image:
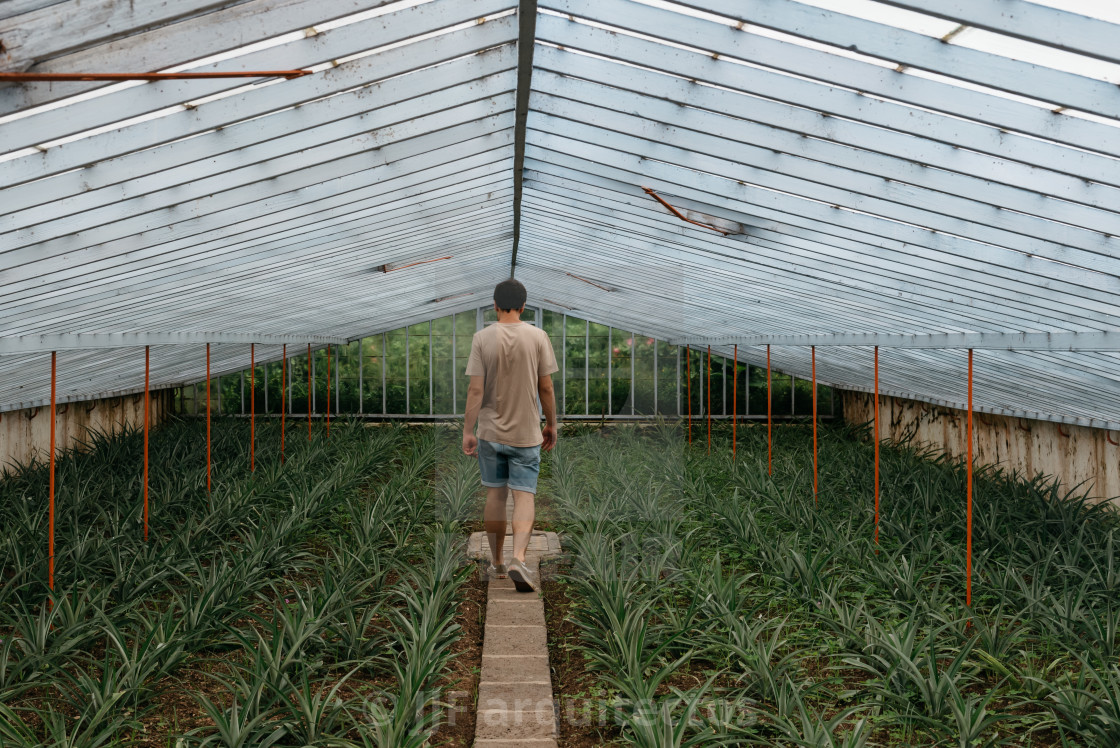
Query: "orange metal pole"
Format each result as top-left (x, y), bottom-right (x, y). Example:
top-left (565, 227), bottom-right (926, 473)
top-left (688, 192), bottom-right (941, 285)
top-left (686, 348), bottom-right (692, 444)
top-left (812, 346), bottom-right (818, 504)
top-left (0, 70), bottom-right (310, 82)
top-left (250, 344), bottom-right (255, 473)
top-left (874, 346), bottom-right (880, 548)
top-left (707, 345), bottom-right (712, 453)
top-left (307, 344), bottom-right (312, 440)
top-left (281, 344), bottom-right (286, 464)
top-left (732, 344), bottom-right (737, 460)
top-left (206, 344), bottom-right (211, 495)
top-left (49, 351), bottom-right (57, 596)
top-left (967, 348), bottom-right (974, 610)
top-left (144, 345), bottom-right (150, 542)
top-left (326, 344), bottom-right (331, 438)
top-left (767, 345), bottom-right (772, 476)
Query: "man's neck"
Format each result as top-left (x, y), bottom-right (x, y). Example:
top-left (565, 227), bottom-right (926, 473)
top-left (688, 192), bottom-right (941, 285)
top-left (496, 309), bottom-right (522, 324)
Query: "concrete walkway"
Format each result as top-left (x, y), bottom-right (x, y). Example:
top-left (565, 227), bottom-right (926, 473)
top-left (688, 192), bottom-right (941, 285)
top-left (467, 494), bottom-right (562, 748)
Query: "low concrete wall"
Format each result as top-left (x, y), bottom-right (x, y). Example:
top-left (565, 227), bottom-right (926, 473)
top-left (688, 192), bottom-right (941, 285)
top-left (841, 391), bottom-right (1120, 506)
top-left (0, 391), bottom-right (173, 473)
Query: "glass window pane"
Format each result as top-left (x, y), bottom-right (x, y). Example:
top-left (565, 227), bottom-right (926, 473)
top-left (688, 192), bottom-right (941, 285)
top-left (220, 373), bottom-right (241, 416)
top-left (588, 322), bottom-right (609, 416)
top-left (408, 327), bottom-right (430, 415)
top-left (290, 355), bottom-right (310, 414)
top-left (656, 342), bottom-right (678, 416)
top-left (361, 336), bottom-right (383, 415)
top-left (633, 334), bottom-right (656, 415)
top-left (610, 328), bottom-right (631, 416)
top-left (565, 325), bottom-right (586, 416)
top-left (385, 330), bottom-right (407, 414)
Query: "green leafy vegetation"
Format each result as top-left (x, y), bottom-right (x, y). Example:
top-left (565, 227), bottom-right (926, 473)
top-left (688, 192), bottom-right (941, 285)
top-left (543, 421), bottom-right (1120, 746)
top-left (0, 418), bottom-right (478, 746)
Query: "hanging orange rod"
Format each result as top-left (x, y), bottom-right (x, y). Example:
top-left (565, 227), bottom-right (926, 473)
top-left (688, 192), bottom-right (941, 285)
top-left (812, 345), bottom-right (818, 505)
top-left (143, 345), bottom-right (150, 542)
top-left (642, 186), bottom-right (729, 235)
top-left (732, 344), bottom-right (737, 461)
top-left (281, 344), bottom-right (286, 464)
top-left (0, 70), bottom-right (311, 82)
top-left (250, 343), bottom-right (255, 473)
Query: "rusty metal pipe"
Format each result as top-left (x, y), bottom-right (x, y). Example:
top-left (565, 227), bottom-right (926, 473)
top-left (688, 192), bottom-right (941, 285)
top-left (0, 70), bottom-right (311, 82)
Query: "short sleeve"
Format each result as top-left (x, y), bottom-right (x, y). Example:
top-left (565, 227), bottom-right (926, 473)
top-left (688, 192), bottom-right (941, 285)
top-left (537, 330), bottom-right (559, 376)
top-left (465, 334), bottom-right (484, 376)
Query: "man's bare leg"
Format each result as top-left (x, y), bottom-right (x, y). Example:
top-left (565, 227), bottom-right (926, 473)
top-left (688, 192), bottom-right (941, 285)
top-left (511, 489), bottom-right (536, 563)
top-left (483, 485), bottom-right (509, 567)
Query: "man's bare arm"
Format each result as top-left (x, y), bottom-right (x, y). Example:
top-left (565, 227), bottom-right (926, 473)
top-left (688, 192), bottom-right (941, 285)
top-left (462, 375), bottom-right (484, 455)
top-left (538, 375), bottom-right (557, 450)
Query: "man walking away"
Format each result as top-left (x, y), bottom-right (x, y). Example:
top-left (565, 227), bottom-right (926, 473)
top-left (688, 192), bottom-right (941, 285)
top-left (462, 279), bottom-right (558, 592)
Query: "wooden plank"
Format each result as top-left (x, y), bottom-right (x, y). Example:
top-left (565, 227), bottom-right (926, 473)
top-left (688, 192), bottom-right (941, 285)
top-left (0, 0), bottom-right (67, 22)
top-left (0, 0), bottom-right (405, 116)
top-left (0, 0), bottom-right (252, 71)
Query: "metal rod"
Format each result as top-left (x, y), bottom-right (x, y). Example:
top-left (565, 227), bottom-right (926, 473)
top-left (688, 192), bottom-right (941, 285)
top-left (359, 338), bottom-right (364, 415)
top-left (642, 186), bottom-right (729, 235)
top-left (281, 344), bottom-right (286, 464)
top-left (631, 332), bottom-right (635, 415)
top-left (812, 345), bottom-right (818, 504)
top-left (608, 327), bottom-right (613, 415)
top-left (732, 344), bottom-right (737, 460)
top-left (405, 326), bottom-right (410, 416)
top-left (653, 340), bottom-right (659, 416)
top-left (561, 314), bottom-right (567, 416)
top-left (707, 345), bottom-right (712, 453)
top-left (382, 333), bottom-right (387, 416)
top-left (874, 346), bottom-right (880, 548)
top-left (250, 343), bottom-right (255, 472)
top-left (307, 344), bottom-right (312, 440)
top-left (206, 344), bottom-right (211, 494)
top-left (687, 347), bottom-right (692, 444)
top-left (48, 350), bottom-right (56, 596)
top-left (429, 320), bottom-right (433, 416)
top-left (967, 348), bottom-right (974, 611)
top-left (0, 70), bottom-right (311, 82)
top-left (144, 345), bottom-right (150, 541)
top-left (584, 319), bottom-right (589, 416)
top-left (676, 346), bottom-right (681, 418)
top-left (326, 344), bottom-right (331, 437)
top-left (767, 345), bottom-right (772, 476)
top-left (451, 317), bottom-right (456, 416)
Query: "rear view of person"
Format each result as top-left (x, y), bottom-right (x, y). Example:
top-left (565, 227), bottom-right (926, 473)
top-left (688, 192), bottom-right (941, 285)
top-left (462, 279), bottom-right (558, 592)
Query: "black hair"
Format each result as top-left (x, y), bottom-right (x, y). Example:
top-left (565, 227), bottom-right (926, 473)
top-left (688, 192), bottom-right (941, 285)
top-left (493, 278), bottom-right (528, 313)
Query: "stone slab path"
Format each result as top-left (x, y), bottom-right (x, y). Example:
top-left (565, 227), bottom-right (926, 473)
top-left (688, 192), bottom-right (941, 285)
top-left (466, 493), bottom-right (562, 748)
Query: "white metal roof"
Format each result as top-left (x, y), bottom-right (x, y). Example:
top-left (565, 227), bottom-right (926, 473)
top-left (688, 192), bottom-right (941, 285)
top-left (1, 0), bottom-right (1118, 428)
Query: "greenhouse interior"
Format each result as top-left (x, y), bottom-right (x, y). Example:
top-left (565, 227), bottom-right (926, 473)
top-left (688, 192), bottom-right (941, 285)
top-left (2, 0), bottom-right (1120, 745)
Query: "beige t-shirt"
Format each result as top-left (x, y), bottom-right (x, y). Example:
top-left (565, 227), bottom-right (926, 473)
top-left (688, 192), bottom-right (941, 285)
top-left (465, 322), bottom-right (559, 447)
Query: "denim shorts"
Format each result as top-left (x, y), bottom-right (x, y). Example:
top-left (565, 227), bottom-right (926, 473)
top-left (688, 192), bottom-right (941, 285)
top-left (477, 439), bottom-right (541, 494)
